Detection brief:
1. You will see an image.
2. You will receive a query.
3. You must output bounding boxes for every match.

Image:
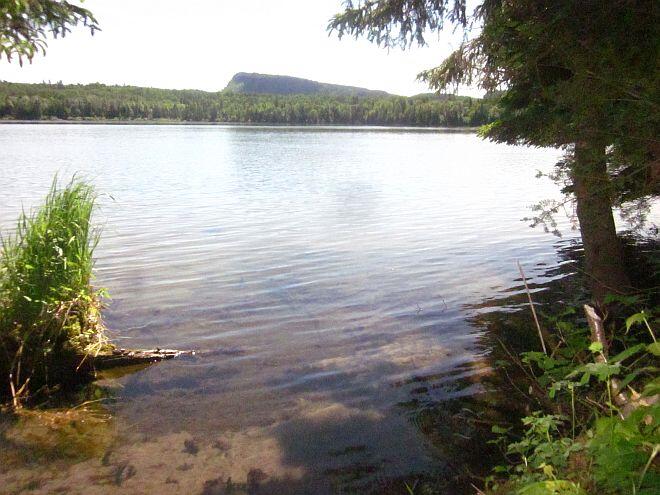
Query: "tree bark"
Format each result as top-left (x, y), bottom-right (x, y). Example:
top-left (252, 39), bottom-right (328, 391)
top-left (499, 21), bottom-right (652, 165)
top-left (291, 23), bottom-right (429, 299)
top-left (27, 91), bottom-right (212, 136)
top-left (572, 141), bottom-right (631, 305)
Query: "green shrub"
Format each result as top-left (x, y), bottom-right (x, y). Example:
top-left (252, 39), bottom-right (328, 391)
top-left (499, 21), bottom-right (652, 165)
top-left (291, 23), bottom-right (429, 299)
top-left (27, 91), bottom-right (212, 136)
top-left (516, 480), bottom-right (586, 495)
top-left (590, 404), bottom-right (660, 494)
top-left (0, 177), bottom-right (109, 403)
top-left (487, 301), bottom-right (658, 494)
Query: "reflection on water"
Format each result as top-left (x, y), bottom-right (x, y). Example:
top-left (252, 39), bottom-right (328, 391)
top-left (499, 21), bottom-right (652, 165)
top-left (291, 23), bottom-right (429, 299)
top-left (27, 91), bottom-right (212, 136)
top-left (0, 124), bottom-right (592, 493)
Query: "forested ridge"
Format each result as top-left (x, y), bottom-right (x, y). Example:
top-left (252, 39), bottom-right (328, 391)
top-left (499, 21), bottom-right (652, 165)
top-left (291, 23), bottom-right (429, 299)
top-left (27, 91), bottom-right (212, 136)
top-left (0, 81), bottom-right (498, 126)
top-left (225, 72), bottom-right (391, 97)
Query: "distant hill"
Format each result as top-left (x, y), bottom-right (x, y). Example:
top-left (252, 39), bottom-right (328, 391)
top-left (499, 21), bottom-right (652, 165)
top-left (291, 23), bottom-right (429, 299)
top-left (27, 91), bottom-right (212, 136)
top-left (225, 72), bottom-right (391, 97)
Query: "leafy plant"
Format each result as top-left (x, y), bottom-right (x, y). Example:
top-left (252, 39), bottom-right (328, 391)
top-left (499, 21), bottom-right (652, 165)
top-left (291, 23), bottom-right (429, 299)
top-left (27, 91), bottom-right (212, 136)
top-left (505, 414), bottom-right (582, 482)
top-left (589, 404), bottom-right (660, 494)
top-left (0, 177), bottom-right (109, 404)
top-left (488, 300), bottom-right (658, 494)
top-left (517, 480), bottom-right (586, 495)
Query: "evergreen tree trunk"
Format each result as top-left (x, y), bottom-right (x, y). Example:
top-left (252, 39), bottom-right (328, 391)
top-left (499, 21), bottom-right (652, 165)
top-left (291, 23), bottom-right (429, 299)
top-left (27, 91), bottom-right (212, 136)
top-left (572, 142), bottom-right (631, 306)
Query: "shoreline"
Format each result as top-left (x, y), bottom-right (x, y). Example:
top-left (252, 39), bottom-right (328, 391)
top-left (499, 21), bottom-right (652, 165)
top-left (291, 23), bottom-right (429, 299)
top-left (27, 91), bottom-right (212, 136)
top-left (0, 119), bottom-right (479, 132)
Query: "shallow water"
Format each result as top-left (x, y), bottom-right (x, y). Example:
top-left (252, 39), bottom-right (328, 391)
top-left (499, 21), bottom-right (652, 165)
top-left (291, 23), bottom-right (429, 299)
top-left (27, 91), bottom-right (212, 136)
top-left (0, 124), bottom-right (584, 493)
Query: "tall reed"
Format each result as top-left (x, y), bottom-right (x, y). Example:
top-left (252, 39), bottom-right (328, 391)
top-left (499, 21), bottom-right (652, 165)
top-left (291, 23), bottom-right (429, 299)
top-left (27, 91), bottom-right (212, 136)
top-left (0, 177), bottom-right (108, 404)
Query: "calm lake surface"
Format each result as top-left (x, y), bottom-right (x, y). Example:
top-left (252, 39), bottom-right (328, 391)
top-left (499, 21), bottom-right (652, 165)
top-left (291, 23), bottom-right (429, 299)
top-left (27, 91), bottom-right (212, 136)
top-left (1, 124), bottom-right (580, 494)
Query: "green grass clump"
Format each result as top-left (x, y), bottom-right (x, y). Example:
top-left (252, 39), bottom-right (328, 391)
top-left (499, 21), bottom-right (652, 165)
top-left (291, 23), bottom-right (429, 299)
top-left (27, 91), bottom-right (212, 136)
top-left (0, 177), bottom-right (110, 403)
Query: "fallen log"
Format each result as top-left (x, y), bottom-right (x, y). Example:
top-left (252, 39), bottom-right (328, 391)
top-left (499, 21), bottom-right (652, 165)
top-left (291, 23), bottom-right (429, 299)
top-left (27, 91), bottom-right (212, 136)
top-left (88, 348), bottom-right (195, 370)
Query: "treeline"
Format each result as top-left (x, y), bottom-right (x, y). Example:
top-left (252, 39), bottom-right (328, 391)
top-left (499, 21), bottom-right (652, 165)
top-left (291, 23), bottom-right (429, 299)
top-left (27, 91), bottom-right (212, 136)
top-left (0, 81), bottom-right (499, 126)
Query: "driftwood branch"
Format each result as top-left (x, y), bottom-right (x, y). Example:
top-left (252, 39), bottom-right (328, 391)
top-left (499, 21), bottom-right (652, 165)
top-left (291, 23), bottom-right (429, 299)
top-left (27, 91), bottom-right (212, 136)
top-left (584, 304), bottom-right (658, 417)
top-left (584, 304), bottom-right (629, 408)
top-left (89, 348), bottom-right (195, 370)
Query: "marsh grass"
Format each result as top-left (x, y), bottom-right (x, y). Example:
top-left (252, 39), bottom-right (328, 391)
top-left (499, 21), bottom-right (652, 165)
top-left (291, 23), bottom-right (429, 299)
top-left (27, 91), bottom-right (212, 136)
top-left (0, 177), bottom-right (110, 404)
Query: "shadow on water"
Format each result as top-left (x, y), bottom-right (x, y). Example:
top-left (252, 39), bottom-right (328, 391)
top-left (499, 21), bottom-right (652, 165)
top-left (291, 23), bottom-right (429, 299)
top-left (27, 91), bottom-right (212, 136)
top-left (377, 233), bottom-right (659, 494)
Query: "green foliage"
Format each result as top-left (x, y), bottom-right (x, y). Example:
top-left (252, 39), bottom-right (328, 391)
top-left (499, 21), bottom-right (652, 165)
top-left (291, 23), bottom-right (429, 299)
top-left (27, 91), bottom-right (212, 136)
top-left (516, 480), bottom-right (586, 495)
top-left (524, 303), bottom-right (658, 405)
top-left (329, 1), bottom-right (467, 49)
top-left (643, 378), bottom-right (660, 398)
top-left (590, 405), bottom-right (660, 494)
top-left (625, 310), bottom-right (657, 343)
top-left (627, 312), bottom-right (650, 332)
top-left (488, 301), bottom-right (659, 494)
top-left (0, 177), bottom-right (108, 402)
top-left (520, 315), bottom-right (591, 393)
top-left (0, 0), bottom-right (99, 65)
top-left (567, 362), bottom-right (621, 386)
top-left (0, 80), bottom-right (499, 126)
top-left (491, 413), bottom-right (582, 487)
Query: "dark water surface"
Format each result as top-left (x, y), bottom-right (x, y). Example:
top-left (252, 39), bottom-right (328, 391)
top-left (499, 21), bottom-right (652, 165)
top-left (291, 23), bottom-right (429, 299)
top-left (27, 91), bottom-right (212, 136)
top-left (1, 124), bottom-right (580, 494)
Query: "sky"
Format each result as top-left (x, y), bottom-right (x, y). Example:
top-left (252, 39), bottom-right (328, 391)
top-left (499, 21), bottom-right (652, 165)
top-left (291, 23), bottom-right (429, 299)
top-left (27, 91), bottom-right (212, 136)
top-left (0, 0), bottom-right (480, 97)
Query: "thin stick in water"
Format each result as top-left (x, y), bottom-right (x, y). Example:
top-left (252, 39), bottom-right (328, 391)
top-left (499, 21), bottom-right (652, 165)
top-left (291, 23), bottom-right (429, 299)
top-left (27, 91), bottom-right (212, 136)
top-left (517, 260), bottom-right (547, 355)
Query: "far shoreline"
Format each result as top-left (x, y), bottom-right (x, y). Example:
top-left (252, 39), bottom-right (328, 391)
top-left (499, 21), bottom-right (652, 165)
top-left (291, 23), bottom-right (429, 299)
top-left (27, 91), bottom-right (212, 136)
top-left (0, 119), bottom-right (479, 132)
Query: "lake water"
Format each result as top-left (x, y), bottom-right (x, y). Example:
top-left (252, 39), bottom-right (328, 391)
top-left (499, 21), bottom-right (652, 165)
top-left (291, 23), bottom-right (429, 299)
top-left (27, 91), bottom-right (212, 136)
top-left (1, 124), bottom-right (578, 494)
